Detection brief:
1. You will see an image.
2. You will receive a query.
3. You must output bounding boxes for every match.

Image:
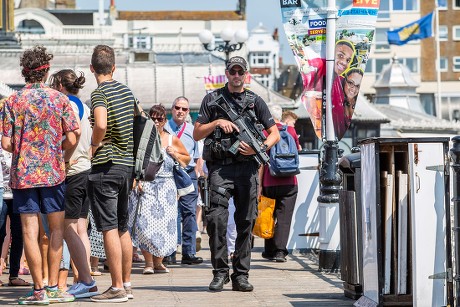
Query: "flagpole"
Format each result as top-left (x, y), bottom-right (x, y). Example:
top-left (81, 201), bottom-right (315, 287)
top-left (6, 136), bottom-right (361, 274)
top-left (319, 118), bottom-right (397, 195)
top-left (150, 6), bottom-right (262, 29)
top-left (435, 5), bottom-right (443, 119)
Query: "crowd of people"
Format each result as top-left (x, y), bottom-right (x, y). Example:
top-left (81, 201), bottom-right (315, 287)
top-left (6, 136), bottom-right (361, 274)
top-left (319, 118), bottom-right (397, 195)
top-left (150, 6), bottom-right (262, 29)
top-left (0, 46), bottom-right (302, 304)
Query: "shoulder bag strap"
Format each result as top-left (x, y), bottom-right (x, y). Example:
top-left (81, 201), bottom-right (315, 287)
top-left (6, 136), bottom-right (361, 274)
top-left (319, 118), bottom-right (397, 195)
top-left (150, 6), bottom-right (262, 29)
top-left (177, 123), bottom-right (186, 139)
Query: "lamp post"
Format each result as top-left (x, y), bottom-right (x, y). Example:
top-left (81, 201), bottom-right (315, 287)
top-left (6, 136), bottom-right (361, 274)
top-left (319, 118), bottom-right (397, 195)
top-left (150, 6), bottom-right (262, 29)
top-left (0, 0), bottom-right (20, 49)
top-left (198, 27), bottom-right (248, 63)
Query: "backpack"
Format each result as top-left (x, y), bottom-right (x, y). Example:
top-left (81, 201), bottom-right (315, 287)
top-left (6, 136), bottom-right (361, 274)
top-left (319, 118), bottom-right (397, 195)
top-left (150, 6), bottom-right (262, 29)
top-left (268, 125), bottom-right (300, 177)
top-left (133, 101), bottom-right (164, 181)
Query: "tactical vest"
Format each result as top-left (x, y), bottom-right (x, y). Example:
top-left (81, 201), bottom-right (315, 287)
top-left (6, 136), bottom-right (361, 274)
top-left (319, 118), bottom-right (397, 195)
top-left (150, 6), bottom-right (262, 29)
top-left (202, 87), bottom-right (258, 163)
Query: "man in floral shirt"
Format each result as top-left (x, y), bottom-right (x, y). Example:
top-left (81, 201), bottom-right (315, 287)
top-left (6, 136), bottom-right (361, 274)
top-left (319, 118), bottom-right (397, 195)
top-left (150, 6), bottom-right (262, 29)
top-left (1, 45), bottom-right (79, 305)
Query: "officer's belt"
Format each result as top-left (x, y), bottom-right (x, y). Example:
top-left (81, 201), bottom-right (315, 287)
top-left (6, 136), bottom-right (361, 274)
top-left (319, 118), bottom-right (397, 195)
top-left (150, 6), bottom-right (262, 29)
top-left (209, 158), bottom-right (234, 166)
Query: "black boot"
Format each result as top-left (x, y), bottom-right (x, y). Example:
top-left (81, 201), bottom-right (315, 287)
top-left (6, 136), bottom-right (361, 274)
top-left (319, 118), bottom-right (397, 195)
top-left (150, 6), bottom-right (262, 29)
top-left (232, 275), bottom-right (254, 292)
top-left (181, 254), bottom-right (203, 265)
top-left (209, 274), bottom-right (230, 291)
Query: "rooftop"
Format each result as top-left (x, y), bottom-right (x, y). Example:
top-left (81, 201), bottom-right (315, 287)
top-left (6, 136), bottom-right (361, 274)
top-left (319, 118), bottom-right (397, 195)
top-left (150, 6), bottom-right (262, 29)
top-left (117, 11), bottom-right (244, 21)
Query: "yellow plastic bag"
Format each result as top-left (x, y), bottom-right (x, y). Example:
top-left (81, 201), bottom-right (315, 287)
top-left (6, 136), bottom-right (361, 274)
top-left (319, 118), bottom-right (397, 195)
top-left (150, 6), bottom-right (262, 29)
top-left (252, 195), bottom-right (276, 239)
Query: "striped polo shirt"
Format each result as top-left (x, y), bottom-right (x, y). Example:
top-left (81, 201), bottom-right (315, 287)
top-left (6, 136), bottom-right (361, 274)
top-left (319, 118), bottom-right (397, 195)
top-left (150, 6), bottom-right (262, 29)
top-left (90, 80), bottom-right (134, 167)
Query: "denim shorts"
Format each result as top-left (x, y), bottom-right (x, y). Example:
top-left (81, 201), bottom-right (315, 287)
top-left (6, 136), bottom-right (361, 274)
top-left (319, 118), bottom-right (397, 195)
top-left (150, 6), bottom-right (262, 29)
top-left (87, 162), bottom-right (133, 232)
top-left (12, 182), bottom-right (66, 214)
top-left (65, 170), bottom-right (91, 219)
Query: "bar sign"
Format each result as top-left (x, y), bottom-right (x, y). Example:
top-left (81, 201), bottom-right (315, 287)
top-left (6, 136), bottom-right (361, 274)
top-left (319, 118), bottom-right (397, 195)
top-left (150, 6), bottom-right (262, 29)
top-left (280, 0), bottom-right (301, 8)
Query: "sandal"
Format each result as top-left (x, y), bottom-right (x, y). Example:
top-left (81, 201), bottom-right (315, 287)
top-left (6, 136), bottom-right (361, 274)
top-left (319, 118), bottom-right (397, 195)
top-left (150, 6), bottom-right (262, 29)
top-left (132, 253), bottom-right (143, 263)
top-left (143, 262), bottom-right (154, 275)
top-left (8, 277), bottom-right (31, 287)
top-left (90, 267), bottom-right (102, 276)
top-left (153, 265), bottom-right (170, 274)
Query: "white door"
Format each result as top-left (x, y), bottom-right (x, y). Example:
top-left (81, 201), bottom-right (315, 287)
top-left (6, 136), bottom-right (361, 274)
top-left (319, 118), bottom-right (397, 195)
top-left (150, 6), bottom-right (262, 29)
top-left (409, 142), bottom-right (446, 307)
top-left (360, 143), bottom-right (379, 304)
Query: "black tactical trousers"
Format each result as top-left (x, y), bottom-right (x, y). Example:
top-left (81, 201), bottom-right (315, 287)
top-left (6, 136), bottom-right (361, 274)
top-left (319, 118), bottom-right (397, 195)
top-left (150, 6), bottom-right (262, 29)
top-left (206, 160), bottom-right (259, 280)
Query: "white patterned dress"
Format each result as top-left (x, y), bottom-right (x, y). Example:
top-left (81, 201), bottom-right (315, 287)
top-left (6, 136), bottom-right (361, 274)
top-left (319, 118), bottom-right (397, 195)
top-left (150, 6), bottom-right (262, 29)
top-left (128, 146), bottom-right (177, 258)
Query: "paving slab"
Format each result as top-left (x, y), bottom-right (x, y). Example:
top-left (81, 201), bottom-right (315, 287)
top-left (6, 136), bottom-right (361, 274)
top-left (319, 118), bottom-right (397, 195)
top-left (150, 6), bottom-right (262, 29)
top-left (0, 235), bottom-right (354, 306)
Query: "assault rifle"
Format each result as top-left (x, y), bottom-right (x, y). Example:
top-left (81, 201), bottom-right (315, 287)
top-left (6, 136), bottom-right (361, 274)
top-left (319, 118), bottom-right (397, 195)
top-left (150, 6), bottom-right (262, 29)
top-left (209, 94), bottom-right (270, 165)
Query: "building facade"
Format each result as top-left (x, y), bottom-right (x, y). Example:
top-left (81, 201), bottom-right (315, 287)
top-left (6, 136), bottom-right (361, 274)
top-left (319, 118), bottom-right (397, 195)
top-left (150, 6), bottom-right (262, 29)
top-left (1, 2), bottom-right (294, 111)
top-left (245, 23), bottom-right (280, 91)
top-left (362, 0), bottom-right (460, 121)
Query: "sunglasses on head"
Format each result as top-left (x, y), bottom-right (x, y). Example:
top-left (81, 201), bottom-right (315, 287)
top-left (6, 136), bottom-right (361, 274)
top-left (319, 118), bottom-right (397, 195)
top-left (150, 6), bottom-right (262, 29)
top-left (228, 69), bottom-right (246, 76)
top-left (174, 106), bottom-right (189, 112)
top-left (151, 116), bottom-right (165, 122)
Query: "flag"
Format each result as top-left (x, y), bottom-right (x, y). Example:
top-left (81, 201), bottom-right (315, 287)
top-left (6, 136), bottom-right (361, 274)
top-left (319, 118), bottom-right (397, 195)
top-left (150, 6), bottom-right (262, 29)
top-left (204, 75), bottom-right (226, 93)
top-left (203, 74), bottom-right (251, 93)
top-left (387, 12), bottom-right (434, 46)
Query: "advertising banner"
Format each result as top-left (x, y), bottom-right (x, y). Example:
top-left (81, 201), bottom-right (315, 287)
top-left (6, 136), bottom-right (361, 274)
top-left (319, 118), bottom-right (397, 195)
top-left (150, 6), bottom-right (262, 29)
top-left (280, 0), bottom-right (380, 140)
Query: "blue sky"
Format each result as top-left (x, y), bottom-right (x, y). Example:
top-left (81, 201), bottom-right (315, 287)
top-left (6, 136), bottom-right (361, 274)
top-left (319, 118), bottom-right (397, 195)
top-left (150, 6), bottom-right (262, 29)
top-left (76, 0), bottom-right (294, 64)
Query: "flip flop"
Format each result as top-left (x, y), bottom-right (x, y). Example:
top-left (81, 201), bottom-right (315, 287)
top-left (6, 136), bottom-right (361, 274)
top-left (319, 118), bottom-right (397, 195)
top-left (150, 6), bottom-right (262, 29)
top-left (8, 277), bottom-right (31, 287)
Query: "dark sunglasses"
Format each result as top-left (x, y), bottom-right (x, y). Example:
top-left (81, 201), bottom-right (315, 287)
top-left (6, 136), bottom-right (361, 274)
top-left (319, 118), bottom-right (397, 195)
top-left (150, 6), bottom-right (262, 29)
top-left (174, 106), bottom-right (189, 112)
top-left (228, 69), bottom-right (246, 76)
top-left (151, 117), bottom-right (165, 122)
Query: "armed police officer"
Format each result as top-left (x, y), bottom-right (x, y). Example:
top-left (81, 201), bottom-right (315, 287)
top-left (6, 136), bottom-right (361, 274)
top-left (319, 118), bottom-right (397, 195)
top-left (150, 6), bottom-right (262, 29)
top-left (193, 56), bottom-right (280, 292)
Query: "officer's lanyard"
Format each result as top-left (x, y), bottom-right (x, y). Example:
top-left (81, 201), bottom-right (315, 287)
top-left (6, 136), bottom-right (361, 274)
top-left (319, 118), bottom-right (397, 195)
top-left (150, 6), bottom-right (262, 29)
top-left (176, 123), bottom-right (186, 139)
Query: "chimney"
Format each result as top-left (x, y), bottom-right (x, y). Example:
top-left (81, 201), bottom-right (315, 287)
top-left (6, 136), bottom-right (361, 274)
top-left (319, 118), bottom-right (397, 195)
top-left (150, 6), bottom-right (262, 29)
top-left (237, 0), bottom-right (246, 19)
top-left (98, 0), bottom-right (105, 26)
top-left (110, 0), bottom-right (118, 20)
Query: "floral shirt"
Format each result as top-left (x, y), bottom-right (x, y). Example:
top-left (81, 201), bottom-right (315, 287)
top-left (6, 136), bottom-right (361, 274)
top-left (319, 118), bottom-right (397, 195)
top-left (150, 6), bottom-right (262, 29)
top-left (2, 83), bottom-right (79, 189)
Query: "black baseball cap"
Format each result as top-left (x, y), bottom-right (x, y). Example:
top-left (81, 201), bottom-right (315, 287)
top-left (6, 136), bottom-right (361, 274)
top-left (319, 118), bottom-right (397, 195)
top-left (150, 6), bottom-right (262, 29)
top-left (226, 56), bottom-right (248, 71)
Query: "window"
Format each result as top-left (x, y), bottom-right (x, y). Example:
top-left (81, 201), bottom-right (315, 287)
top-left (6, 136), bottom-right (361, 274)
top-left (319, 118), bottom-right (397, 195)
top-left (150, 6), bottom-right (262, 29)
top-left (375, 28), bottom-right (390, 52)
top-left (439, 57), bottom-right (448, 72)
top-left (257, 74), bottom-right (271, 87)
top-left (392, 0), bottom-right (418, 11)
top-left (17, 19), bottom-right (45, 34)
top-left (402, 58), bottom-right (418, 73)
top-left (127, 35), bottom-right (152, 49)
top-left (250, 52), bottom-right (270, 66)
top-left (378, 0), bottom-right (418, 16)
top-left (438, 0), bottom-right (447, 9)
top-left (378, 0), bottom-right (390, 19)
top-left (455, 0), bottom-right (460, 9)
top-left (365, 58), bottom-right (374, 73)
top-left (439, 25), bottom-right (448, 41)
top-left (453, 57), bottom-right (460, 72)
top-left (453, 26), bottom-right (460, 40)
top-left (134, 52), bottom-right (150, 62)
top-left (375, 58), bottom-right (391, 76)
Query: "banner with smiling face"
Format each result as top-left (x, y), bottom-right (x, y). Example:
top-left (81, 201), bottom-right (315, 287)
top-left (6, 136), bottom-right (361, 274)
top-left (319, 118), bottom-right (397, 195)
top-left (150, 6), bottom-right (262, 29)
top-left (280, 0), bottom-right (380, 140)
